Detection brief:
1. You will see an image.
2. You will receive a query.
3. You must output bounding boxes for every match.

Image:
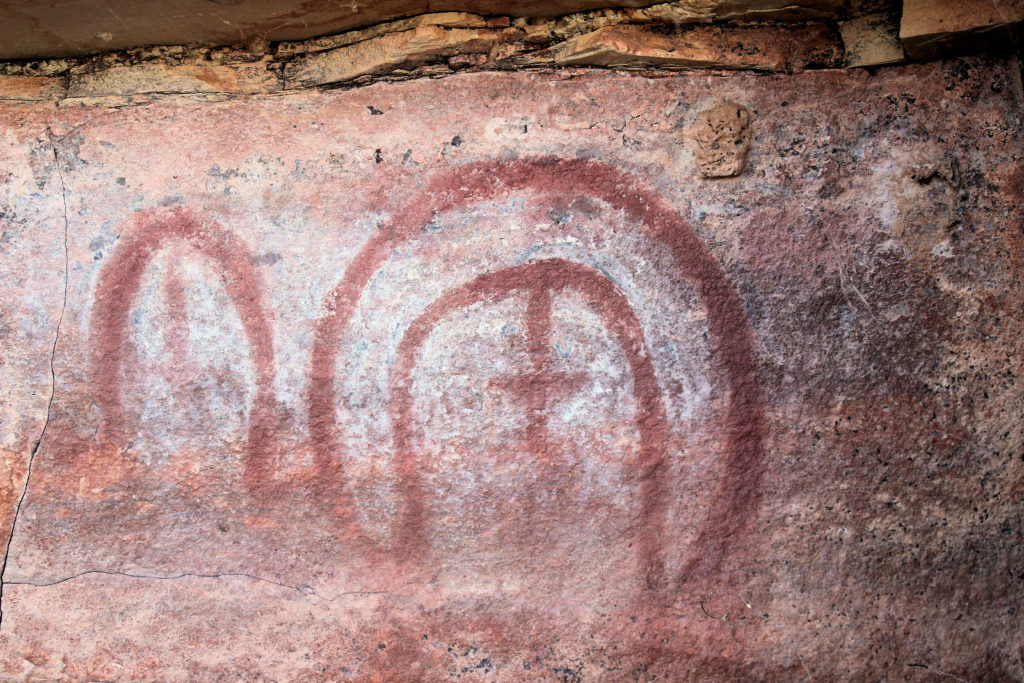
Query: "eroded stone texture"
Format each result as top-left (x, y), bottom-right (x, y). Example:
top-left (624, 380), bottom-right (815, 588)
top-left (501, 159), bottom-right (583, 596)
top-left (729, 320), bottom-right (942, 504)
top-left (551, 23), bottom-right (842, 70)
top-left (284, 25), bottom-right (521, 87)
top-left (841, 12), bottom-right (906, 67)
top-left (691, 100), bottom-right (752, 177)
top-left (0, 58), bottom-right (1023, 680)
top-left (3, 16), bottom-right (849, 101)
top-left (67, 60), bottom-right (281, 98)
top-left (0, 117), bottom-right (67, 610)
top-left (900, 0), bottom-right (1024, 59)
top-left (0, 0), bottom-right (848, 60)
top-left (275, 12), bottom-right (492, 59)
top-left (0, 76), bottom-right (67, 103)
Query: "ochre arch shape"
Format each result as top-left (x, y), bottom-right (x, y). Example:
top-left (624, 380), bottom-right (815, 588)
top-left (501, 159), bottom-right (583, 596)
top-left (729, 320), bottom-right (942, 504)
top-left (390, 259), bottom-right (670, 588)
top-left (308, 157), bottom-right (764, 586)
top-left (90, 205), bottom-right (277, 487)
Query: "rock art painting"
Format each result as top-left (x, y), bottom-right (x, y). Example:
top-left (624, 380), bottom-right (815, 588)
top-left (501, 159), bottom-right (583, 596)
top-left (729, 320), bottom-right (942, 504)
top-left (1, 61), bottom-right (1023, 679)
top-left (89, 206), bottom-right (278, 487)
top-left (72, 158), bottom-right (763, 609)
top-left (307, 159), bottom-right (762, 594)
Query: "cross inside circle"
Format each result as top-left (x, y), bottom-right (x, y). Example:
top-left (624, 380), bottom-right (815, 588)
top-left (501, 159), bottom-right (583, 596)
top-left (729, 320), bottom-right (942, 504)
top-left (388, 258), bottom-right (671, 582)
top-left (490, 285), bottom-right (590, 454)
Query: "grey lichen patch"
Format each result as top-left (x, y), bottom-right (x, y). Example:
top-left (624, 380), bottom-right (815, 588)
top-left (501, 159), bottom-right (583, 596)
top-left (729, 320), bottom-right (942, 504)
top-left (691, 100), bottom-right (752, 178)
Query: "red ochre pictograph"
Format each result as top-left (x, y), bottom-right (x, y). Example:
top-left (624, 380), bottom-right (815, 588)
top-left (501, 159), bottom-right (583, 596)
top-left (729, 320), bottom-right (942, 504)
top-left (89, 205), bottom-right (279, 487)
top-left (389, 258), bottom-right (671, 587)
top-left (88, 158), bottom-right (762, 592)
top-left (309, 157), bottom-right (765, 589)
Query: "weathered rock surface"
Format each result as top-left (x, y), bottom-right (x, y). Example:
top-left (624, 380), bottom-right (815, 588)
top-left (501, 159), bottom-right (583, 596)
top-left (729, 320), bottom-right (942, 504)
top-left (0, 76), bottom-right (67, 103)
top-left (900, 0), bottom-right (1024, 59)
top-left (690, 100), bottom-right (752, 177)
top-left (67, 61), bottom-right (281, 98)
top-left (551, 23), bottom-right (842, 70)
top-left (274, 12), bottom-right (493, 59)
top-left (841, 12), bottom-right (906, 67)
top-left (0, 58), bottom-right (1023, 680)
top-left (0, 0), bottom-right (848, 60)
top-left (0, 122), bottom-right (66, 621)
top-left (2, 14), bottom-right (849, 102)
top-left (284, 25), bottom-right (521, 87)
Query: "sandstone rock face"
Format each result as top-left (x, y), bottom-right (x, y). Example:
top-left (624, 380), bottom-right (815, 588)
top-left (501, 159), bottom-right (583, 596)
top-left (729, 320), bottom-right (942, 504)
top-left (840, 12), bottom-right (906, 67)
top-left (691, 100), bottom-right (752, 177)
top-left (0, 0), bottom-right (847, 60)
top-left (550, 23), bottom-right (842, 70)
top-left (0, 126), bottom-right (67, 624)
top-left (284, 25), bottom-right (521, 88)
top-left (900, 0), bottom-right (1024, 59)
top-left (0, 60), bottom-right (1023, 679)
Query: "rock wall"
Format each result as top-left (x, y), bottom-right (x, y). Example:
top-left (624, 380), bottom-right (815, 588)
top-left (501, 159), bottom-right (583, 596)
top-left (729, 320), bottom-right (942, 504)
top-left (1, 3), bottom-right (1024, 681)
top-left (1, 0), bottom-right (848, 60)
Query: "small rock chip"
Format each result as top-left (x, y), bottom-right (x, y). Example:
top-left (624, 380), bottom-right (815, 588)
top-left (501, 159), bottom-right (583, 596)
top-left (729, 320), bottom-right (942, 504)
top-left (691, 100), bottom-right (752, 178)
